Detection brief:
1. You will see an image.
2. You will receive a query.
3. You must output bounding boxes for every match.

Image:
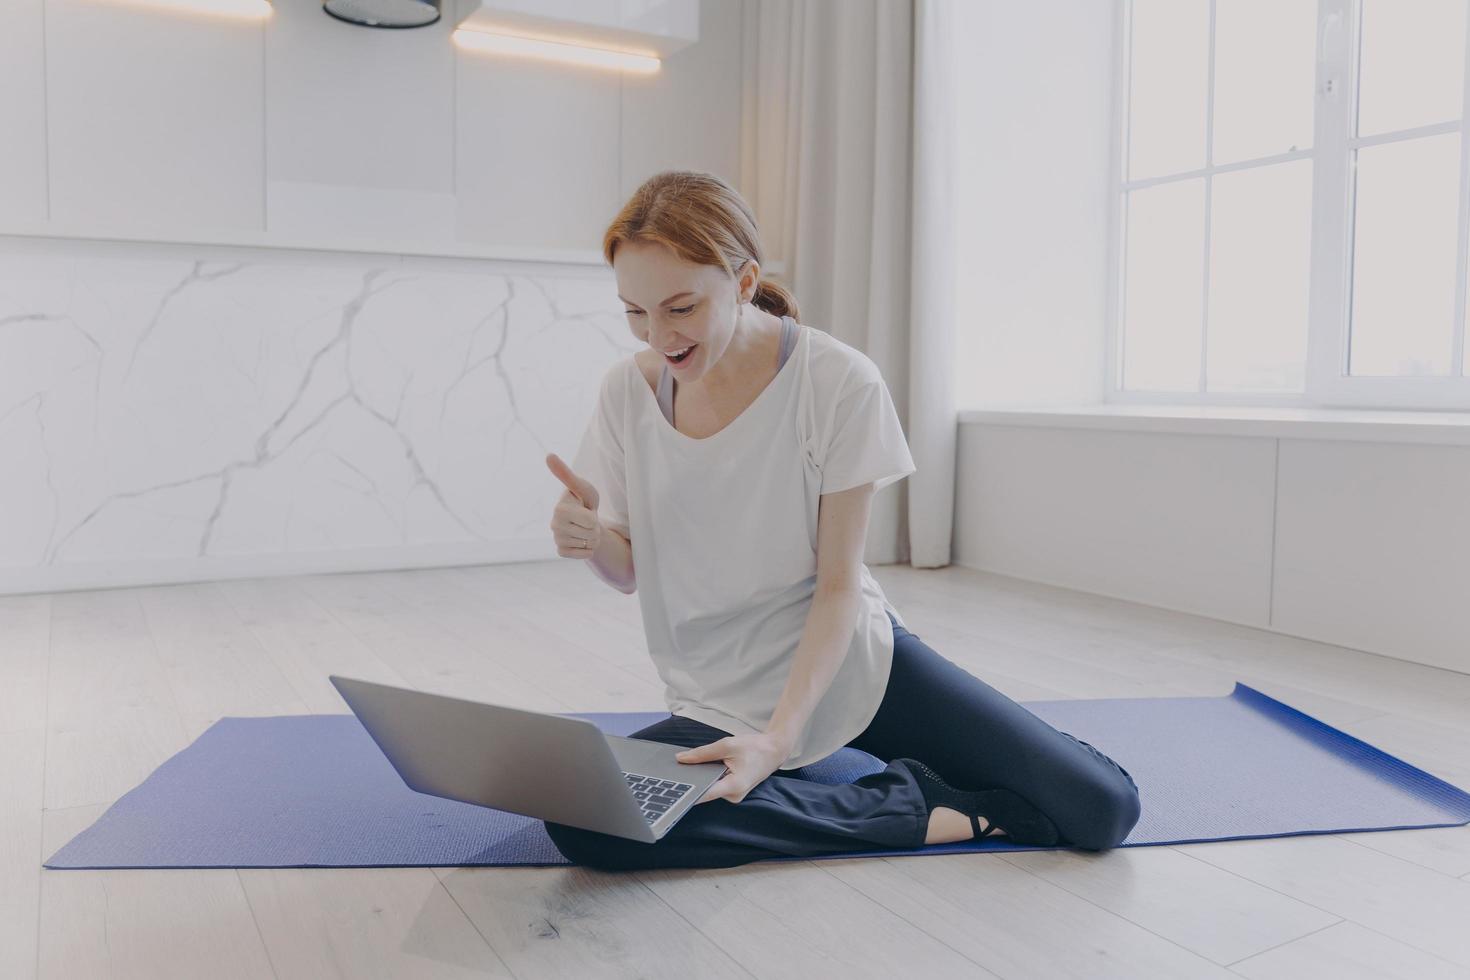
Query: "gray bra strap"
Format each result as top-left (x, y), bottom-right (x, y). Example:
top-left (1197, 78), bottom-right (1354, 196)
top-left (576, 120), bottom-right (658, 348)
top-left (658, 315), bottom-right (796, 425)
top-left (655, 347), bottom-right (676, 419)
top-left (776, 312), bottom-right (798, 365)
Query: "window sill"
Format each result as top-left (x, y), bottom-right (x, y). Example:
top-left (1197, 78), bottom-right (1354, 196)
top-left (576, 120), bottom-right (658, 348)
top-left (958, 404), bottom-right (1470, 447)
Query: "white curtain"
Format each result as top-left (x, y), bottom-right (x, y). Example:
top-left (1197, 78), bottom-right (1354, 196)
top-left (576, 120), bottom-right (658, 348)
top-left (739, 0), bottom-right (959, 568)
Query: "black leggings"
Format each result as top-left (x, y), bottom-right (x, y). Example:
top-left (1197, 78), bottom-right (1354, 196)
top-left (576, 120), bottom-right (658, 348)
top-left (545, 611), bottom-right (1141, 870)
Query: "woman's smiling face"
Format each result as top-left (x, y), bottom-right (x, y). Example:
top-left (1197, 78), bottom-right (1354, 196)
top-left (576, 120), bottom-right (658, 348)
top-left (615, 239), bottom-right (753, 382)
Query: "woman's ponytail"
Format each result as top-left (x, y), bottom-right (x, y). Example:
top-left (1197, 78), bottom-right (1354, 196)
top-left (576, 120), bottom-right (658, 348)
top-left (752, 278), bottom-right (799, 321)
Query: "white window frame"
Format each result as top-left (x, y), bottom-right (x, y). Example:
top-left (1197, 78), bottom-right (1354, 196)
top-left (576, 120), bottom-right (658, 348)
top-left (1105, 0), bottom-right (1470, 411)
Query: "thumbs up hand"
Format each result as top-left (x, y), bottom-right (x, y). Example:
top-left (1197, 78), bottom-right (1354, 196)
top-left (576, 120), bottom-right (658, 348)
top-left (546, 453), bottom-right (603, 560)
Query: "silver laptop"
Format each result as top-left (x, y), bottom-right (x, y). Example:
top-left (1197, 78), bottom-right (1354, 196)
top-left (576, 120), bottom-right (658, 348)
top-left (328, 675), bottom-right (729, 843)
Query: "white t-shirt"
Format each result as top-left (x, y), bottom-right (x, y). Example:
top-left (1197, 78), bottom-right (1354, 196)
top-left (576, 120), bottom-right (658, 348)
top-left (571, 319), bottom-right (917, 769)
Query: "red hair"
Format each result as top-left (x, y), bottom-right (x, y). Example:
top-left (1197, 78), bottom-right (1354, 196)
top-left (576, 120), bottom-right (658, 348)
top-left (603, 170), bottom-right (799, 320)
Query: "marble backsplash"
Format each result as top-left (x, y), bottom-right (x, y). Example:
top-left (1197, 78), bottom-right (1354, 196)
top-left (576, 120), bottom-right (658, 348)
top-left (0, 237), bottom-right (634, 595)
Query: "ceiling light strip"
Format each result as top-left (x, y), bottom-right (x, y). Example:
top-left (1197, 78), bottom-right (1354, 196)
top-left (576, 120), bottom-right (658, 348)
top-left (453, 29), bottom-right (660, 74)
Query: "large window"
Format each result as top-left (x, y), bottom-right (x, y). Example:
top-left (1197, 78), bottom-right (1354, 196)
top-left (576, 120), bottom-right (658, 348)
top-left (1111, 0), bottom-right (1470, 410)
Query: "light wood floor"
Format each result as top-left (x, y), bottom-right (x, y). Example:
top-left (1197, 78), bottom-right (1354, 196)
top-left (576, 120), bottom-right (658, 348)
top-left (4, 560), bottom-right (1470, 979)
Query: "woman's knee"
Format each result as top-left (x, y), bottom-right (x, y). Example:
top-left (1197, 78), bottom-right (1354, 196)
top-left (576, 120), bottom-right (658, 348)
top-left (1063, 776), bottom-right (1142, 851)
top-left (1050, 735), bottom-right (1142, 850)
top-left (543, 821), bottom-right (648, 871)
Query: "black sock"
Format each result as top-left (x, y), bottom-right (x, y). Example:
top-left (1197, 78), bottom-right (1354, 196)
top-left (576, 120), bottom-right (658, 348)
top-left (893, 757), bottom-right (1061, 846)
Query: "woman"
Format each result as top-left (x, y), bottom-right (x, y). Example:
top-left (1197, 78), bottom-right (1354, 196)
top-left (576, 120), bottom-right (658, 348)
top-left (542, 171), bottom-right (1140, 871)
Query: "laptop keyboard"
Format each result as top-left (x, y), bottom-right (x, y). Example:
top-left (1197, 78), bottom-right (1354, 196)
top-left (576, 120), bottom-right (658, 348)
top-left (623, 771), bottom-right (694, 823)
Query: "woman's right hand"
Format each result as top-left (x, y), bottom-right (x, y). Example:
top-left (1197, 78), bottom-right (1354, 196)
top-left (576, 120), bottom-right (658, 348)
top-left (546, 453), bottom-right (603, 560)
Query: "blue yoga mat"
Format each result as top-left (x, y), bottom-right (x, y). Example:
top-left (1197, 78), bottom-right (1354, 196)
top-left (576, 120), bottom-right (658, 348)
top-left (43, 682), bottom-right (1470, 869)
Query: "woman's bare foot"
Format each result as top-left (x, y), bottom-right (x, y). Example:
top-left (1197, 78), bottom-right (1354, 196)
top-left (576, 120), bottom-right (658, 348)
top-left (925, 805), bottom-right (1007, 844)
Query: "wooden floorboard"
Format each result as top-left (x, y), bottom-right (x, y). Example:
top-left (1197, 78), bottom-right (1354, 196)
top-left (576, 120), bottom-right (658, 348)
top-left (4, 560), bottom-right (1468, 978)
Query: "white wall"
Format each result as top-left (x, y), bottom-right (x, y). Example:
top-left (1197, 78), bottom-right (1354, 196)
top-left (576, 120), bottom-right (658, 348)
top-left (0, 0), bottom-right (745, 596)
top-left (953, 421), bottom-right (1470, 676)
top-left (952, 0), bottom-right (1115, 410)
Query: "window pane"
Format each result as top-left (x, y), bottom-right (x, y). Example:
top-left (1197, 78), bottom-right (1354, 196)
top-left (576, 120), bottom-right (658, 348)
top-left (1357, 0), bottom-right (1467, 138)
top-left (1213, 0), bottom-right (1317, 166)
top-left (1207, 161), bottom-right (1312, 391)
top-left (1348, 133), bottom-right (1461, 376)
top-left (1122, 179), bottom-right (1206, 391)
top-left (1129, 0), bottom-right (1209, 180)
